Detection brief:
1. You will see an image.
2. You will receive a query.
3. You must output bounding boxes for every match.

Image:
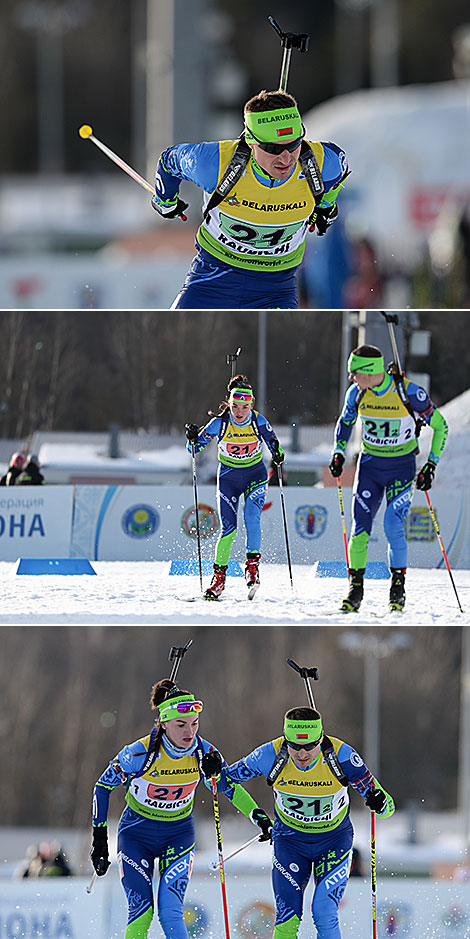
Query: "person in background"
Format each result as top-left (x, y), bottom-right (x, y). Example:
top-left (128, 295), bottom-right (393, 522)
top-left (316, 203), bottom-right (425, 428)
top-left (0, 452), bottom-right (26, 486)
top-left (17, 453), bottom-right (45, 486)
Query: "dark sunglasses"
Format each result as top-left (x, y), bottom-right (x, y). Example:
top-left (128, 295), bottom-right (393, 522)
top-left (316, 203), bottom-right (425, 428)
top-left (257, 137), bottom-right (303, 155)
top-left (287, 737), bottom-right (322, 752)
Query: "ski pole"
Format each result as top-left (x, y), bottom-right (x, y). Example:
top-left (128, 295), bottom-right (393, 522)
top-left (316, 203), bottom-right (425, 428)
top-left (210, 834), bottom-right (260, 870)
top-left (268, 16), bottom-right (310, 91)
top-left (370, 786), bottom-right (378, 939)
top-left (286, 659), bottom-right (319, 708)
top-left (423, 490), bottom-right (465, 613)
top-left (78, 124), bottom-right (187, 220)
top-left (278, 464), bottom-right (294, 590)
top-left (85, 872), bottom-right (97, 895)
top-left (336, 477), bottom-right (350, 569)
top-left (209, 752), bottom-right (231, 939)
top-left (168, 639), bottom-right (193, 683)
top-left (226, 347), bottom-right (242, 379)
top-left (189, 441), bottom-right (203, 594)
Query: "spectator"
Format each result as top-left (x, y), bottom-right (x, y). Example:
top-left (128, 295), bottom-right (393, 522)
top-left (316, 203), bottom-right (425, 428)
top-left (17, 453), bottom-right (44, 486)
top-left (40, 842), bottom-right (72, 877)
top-left (0, 452), bottom-right (26, 486)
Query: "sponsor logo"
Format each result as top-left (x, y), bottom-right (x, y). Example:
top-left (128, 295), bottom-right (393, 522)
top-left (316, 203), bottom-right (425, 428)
top-left (325, 863), bottom-right (348, 889)
top-left (295, 505), bottom-right (328, 539)
top-left (350, 751), bottom-right (364, 768)
top-left (141, 858), bottom-right (149, 868)
top-left (283, 779), bottom-right (332, 787)
top-left (273, 856), bottom-right (301, 890)
top-left (159, 768), bottom-right (196, 775)
top-left (122, 504), bottom-right (159, 539)
top-left (416, 388), bottom-right (427, 401)
top-left (181, 503), bottom-right (219, 538)
top-left (164, 857), bottom-right (190, 883)
top-left (257, 112), bottom-right (298, 124)
top-left (355, 494), bottom-right (371, 513)
top-left (121, 852), bottom-right (152, 884)
top-left (224, 195), bottom-right (241, 206)
top-left (290, 863), bottom-right (300, 872)
top-left (239, 199), bottom-right (307, 212)
top-left (362, 489), bottom-right (371, 498)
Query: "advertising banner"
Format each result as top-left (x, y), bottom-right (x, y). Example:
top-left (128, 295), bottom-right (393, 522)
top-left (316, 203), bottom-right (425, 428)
top-left (0, 487), bottom-right (73, 561)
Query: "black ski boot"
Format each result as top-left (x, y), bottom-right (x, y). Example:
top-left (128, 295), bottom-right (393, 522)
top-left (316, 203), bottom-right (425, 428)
top-left (245, 552), bottom-right (261, 600)
top-left (389, 568), bottom-right (406, 612)
top-left (204, 563), bottom-right (228, 600)
top-left (340, 568), bottom-right (365, 613)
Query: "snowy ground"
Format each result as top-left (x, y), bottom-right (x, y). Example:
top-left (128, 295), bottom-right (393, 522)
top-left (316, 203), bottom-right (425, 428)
top-left (0, 561), bottom-right (468, 624)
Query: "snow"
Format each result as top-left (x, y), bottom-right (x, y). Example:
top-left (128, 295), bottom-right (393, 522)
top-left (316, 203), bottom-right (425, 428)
top-left (2, 562), bottom-right (468, 624)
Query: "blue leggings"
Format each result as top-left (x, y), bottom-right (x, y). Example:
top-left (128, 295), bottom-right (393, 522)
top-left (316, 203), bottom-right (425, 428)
top-left (351, 452), bottom-right (416, 569)
top-left (215, 461), bottom-right (268, 564)
top-left (117, 807), bottom-right (195, 939)
top-left (272, 823), bottom-right (353, 939)
top-left (172, 247), bottom-right (299, 309)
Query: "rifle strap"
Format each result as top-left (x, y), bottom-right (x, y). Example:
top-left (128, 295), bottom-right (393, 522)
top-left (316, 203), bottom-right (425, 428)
top-left (267, 735), bottom-right (348, 788)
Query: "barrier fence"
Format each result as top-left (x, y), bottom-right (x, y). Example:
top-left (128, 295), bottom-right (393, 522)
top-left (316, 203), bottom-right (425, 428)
top-left (0, 485), bottom-right (468, 568)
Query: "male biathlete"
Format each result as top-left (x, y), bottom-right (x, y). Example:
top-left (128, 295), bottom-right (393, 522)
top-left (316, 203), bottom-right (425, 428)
top-left (152, 89), bottom-right (348, 309)
top-left (329, 345), bottom-right (448, 612)
top-left (208, 705), bottom-right (394, 939)
top-left (90, 678), bottom-right (272, 939)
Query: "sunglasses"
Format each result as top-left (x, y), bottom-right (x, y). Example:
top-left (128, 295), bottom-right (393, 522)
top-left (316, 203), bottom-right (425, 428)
top-left (231, 392), bottom-right (253, 402)
top-left (287, 737), bottom-right (322, 751)
top-left (174, 701), bottom-right (203, 714)
top-left (257, 137), bottom-right (303, 155)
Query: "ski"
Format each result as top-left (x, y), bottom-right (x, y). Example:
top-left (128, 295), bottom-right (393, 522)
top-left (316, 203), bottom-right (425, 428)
top-left (247, 583), bottom-right (259, 601)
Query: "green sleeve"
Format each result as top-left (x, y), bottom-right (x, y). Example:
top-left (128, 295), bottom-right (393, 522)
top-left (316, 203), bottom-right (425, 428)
top-left (229, 783), bottom-right (259, 817)
top-left (428, 408), bottom-right (448, 465)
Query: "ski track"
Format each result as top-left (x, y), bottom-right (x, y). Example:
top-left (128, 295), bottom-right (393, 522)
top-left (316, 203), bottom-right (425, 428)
top-left (0, 562), bottom-right (468, 625)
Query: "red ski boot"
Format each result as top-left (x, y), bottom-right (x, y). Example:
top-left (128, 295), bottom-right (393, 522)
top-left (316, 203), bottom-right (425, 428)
top-left (204, 563), bottom-right (227, 600)
top-left (245, 552), bottom-right (261, 600)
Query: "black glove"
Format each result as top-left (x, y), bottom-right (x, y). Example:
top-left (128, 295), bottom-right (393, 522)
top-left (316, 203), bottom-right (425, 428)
top-left (416, 460), bottom-right (436, 491)
top-left (310, 204), bottom-right (338, 236)
top-left (329, 453), bottom-right (345, 478)
top-left (185, 423), bottom-right (199, 444)
top-left (250, 808), bottom-right (273, 843)
top-left (201, 749), bottom-right (223, 778)
top-left (271, 442), bottom-right (285, 466)
top-left (365, 787), bottom-right (387, 814)
top-left (90, 826), bottom-right (110, 876)
top-left (151, 195), bottom-right (189, 220)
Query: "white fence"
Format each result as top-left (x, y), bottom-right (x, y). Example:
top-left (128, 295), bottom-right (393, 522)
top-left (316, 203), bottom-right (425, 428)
top-left (0, 874), bottom-right (468, 938)
top-left (0, 485), bottom-right (468, 568)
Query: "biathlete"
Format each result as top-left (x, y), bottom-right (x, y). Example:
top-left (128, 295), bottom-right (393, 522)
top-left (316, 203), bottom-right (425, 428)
top-left (90, 678), bottom-right (272, 939)
top-left (185, 374), bottom-right (285, 600)
top-left (329, 344), bottom-right (448, 612)
top-left (152, 89), bottom-right (349, 309)
top-left (209, 705), bottom-right (394, 939)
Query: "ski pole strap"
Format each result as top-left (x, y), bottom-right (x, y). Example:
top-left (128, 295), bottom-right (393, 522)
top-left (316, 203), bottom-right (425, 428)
top-left (266, 735), bottom-right (348, 788)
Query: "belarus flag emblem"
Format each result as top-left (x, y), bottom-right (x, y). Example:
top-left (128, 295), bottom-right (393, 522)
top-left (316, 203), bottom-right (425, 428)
top-left (277, 127), bottom-right (293, 137)
top-left (296, 734), bottom-right (309, 739)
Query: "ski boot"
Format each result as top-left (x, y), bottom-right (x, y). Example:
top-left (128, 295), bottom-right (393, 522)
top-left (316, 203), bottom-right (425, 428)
top-left (389, 567), bottom-right (406, 612)
top-left (340, 568), bottom-right (365, 613)
top-left (245, 552), bottom-right (261, 600)
top-left (204, 563), bottom-right (227, 600)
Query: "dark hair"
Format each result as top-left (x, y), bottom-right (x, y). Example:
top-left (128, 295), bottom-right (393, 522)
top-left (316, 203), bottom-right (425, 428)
top-left (285, 707), bottom-right (322, 722)
top-left (149, 679), bottom-right (192, 750)
top-left (245, 90), bottom-right (298, 112)
top-left (208, 374), bottom-right (254, 419)
top-left (351, 345), bottom-right (383, 357)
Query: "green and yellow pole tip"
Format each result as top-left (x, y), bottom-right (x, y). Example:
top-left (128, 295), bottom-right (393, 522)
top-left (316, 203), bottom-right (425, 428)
top-left (78, 124), bottom-right (93, 139)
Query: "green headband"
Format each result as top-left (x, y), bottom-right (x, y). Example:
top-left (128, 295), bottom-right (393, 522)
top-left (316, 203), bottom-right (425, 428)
top-left (284, 716), bottom-right (323, 745)
top-left (348, 352), bottom-right (385, 375)
top-left (244, 107), bottom-right (303, 145)
top-left (158, 694), bottom-right (202, 722)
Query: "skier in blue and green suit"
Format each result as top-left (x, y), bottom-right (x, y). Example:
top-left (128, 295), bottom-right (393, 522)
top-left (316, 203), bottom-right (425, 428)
top-left (185, 373), bottom-right (285, 600)
top-left (329, 344), bottom-right (448, 612)
top-left (90, 678), bottom-right (272, 939)
top-left (207, 704), bottom-right (394, 939)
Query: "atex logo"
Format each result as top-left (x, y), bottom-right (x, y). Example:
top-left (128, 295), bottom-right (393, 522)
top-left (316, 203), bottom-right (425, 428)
top-left (325, 864), bottom-right (348, 889)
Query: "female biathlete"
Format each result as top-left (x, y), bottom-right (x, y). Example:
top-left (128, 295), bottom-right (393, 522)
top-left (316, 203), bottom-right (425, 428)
top-left (185, 374), bottom-right (285, 600)
top-left (90, 679), bottom-right (272, 939)
top-left (209, 705), bottom-right (395, 939)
